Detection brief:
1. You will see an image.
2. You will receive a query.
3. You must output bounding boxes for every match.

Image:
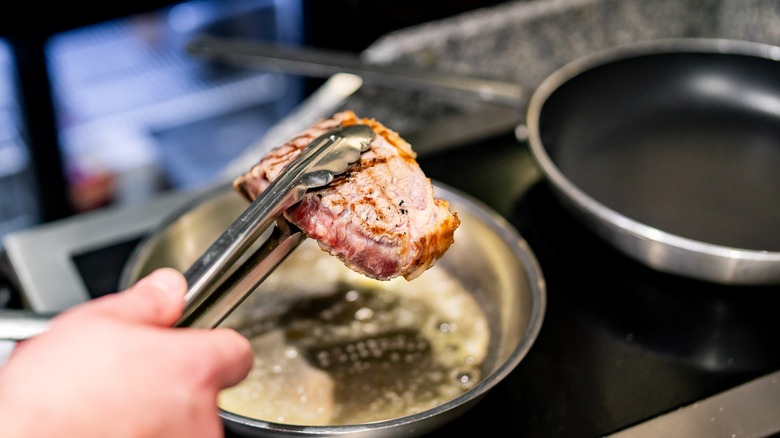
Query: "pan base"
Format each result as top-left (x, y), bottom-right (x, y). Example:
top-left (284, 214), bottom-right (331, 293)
top-left (557, 107), bottom-right (780, 252)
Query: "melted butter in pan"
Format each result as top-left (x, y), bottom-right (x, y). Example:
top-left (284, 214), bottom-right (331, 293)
top-left (217, 242), bottom-right (489, 426)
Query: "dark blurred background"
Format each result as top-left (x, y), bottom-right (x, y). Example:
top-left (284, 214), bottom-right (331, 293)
top-left (0, 0), bottom-right (510, 246)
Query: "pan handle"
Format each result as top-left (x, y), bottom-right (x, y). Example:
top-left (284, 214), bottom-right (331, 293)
top-left (186, 35), bottom-right (524, 108)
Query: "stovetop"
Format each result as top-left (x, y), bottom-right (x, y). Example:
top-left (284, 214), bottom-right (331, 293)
top-left (418, 133), bottom-right (780, 437)
top-left (4, 127), bottom-right (780, 437)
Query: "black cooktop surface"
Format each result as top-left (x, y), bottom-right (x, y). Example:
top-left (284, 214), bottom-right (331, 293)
top-left (6, 130), bottom-right (779, 437)
top-left (428, 180), bottom-right (780, 437)
top-left (420, 133), bottom-right (780, 436)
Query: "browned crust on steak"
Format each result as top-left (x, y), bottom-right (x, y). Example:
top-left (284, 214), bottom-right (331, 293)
top-left (233, 110), bottom-right (460, 281)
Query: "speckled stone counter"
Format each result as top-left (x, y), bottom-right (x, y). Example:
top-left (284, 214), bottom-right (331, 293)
top-left (337, 0), bottom-right (780, 139)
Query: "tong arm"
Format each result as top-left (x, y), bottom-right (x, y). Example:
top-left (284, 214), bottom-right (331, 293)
top-left (176, 125), bottom-right (375, 327)
top-left (176, 219), bottom-right (306, 329)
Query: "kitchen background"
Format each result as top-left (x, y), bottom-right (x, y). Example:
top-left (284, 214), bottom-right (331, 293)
top-left (0, 0), bottom-right (510, 246)
top-left (2, 0), bottom-right (779, 245)
top-left (1, 1), bottom-right (780, 435)
top-left (0, 0), bottom-right (778, 296)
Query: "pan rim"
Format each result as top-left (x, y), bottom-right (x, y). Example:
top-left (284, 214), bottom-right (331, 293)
top-left (526, 37), bottom-right (780, 285)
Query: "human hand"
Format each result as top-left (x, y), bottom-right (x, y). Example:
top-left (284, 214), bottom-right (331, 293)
top-left (0, 267), bottom-right (253, 438)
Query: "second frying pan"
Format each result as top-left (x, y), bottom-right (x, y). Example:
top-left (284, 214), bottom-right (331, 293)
top-left (527, 38), bottom-right (780, 285)
top-left (187, 35), bottom-right (780, 285)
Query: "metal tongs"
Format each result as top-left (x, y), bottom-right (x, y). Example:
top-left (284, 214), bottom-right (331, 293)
top-left (176, 124), bottom-right (375, 329)
top-left (0, 125), bottom-right (374, 342)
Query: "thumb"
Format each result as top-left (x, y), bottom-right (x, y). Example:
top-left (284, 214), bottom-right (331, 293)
top-left (81, 268), bottom-right (187, 327)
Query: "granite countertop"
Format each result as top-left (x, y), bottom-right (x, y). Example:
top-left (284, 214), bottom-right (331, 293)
top-left (335, 0), bottom-right (780, 139)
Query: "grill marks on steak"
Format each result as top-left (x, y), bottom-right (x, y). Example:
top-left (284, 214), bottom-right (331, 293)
top-left (233, 110), bottom-right (460, 281)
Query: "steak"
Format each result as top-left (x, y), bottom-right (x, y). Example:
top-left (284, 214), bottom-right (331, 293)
top-left (233, 110), bottom-right (461, 281)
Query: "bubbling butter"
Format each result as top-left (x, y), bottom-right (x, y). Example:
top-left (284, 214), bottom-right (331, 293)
top-left (218, 243), bottom-right (489, 426)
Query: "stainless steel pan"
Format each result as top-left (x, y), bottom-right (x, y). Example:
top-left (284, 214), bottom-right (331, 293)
top-left (119, 181), bottom-right (546, 437)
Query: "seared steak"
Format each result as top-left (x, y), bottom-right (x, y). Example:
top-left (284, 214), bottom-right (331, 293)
top-left (233, 110), bottom-right (461, 281)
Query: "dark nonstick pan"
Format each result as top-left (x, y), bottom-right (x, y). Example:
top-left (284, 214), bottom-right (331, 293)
top-left (526, 38), bottom-right (780, 285)
top-left (186, 35), bottom-right (780, 285)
